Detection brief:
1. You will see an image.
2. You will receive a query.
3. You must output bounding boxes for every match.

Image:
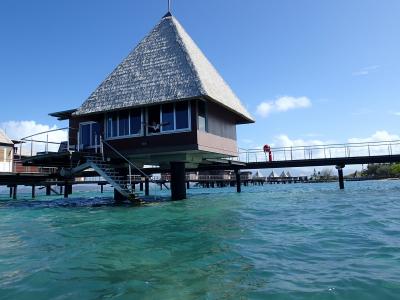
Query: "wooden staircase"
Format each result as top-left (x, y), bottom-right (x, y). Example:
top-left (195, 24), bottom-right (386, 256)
top-left (76, 154), bottom-right (140, 201)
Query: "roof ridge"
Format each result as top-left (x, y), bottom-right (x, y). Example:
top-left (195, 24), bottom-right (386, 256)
top-left (169, 17), bottom-right (206, 96)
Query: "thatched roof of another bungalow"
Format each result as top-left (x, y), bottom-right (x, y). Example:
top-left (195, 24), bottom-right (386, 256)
top-left (0, 129), bottom-right (13, 146)
top-left (253, 170), bottom-right (265, 178)
top-left (74, 13), bottom-right (254, 124)
top-left (268, 170), bottom-right (277, 178)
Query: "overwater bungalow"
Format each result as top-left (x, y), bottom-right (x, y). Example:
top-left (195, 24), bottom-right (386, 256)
top-left (33, 12), bottom-right (254, 200)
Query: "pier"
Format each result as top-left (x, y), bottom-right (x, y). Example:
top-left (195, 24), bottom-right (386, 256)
top-left (1, 137), bottom-right (399, 200)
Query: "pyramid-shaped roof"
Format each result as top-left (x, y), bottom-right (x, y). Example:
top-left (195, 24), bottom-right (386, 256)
top-left (74, 14), bottom-right (254, 123)
top-left (0, 129), bottom-right (13, 145)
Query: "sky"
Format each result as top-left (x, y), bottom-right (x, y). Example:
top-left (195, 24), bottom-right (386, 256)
top-left (0, 0), bottom-right (399, 173)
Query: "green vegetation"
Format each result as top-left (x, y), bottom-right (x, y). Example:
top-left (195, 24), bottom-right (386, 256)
top-left (362, 163), bottom-right (400, 177)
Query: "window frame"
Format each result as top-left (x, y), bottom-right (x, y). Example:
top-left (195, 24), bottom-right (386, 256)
top-left (79, 121), bottom-right (99, 149)
top-left (197, 100), bottom-right (208, 132)
top-left (146, 101), bottom-right (192, 136)
top-left (105, 109), bottom-right (144, 140)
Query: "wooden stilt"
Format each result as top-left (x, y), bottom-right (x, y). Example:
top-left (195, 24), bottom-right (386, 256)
top-left (170, 161), bottom-right (186, 200)
top-left (32, 185), bottom-right (36, 199)
top-left (144, 177), bottom-right (150, 196)
top-left (46, 185), bottom-right (51, 196)
top-left (336, 166), bottom-right (345, 190)
top-left (13, 185), bottom-right (17, 200)
top-left (235, 170), bottom-right (241, 193)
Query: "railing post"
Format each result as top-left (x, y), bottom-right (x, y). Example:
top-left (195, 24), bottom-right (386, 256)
top-left (77, 131), bottom-right (80, 152)
top-left (100, 135), bottom-right (104, 161)
top-left (67, 130), bottom-right (70, 151)
top-left (30, 138), bottom-right (33, 157)
top-left (46, 134), bottom-right (48, 154)
top-left (129, 165), bottom-right (132, 190)
top-left (290, 147), bottom-right (293, 160)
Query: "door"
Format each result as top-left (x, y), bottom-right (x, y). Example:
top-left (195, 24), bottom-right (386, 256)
top-left (79, 122), bottom-right (100, 150)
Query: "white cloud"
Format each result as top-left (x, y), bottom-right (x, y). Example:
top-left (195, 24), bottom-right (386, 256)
top-left (347, 130), bottom-right (399, 144)
top-left (352, 65), bottom-right (380, 76)
top-left (256, 96), bottom-right (311, 118)
top-left (389, 111), bottom-right (400, 116)
top-left (1, 120), bottom-right (68, 155)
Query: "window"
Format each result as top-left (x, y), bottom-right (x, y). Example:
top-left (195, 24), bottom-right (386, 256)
top-left (107, 113), bottom-right (118, 138)
top-left (198, 100), bottom-right (207, 131)
top-left (147, 101), bottom-right (190, 135)
top-left (176, 101), bottom-right (189, 130)
top-left (80, 123), bottom-right (91, 148)
top-left (161, 103), bottom-right (174, 131)
top-left (130, 109), bottom-right (142, 135)
top-left (148, 105), bottom-right (161, 134)
top-left (91, 123), bottom-right (100, 146)
top-left (119, 111), bottom-right (129, 136)
top-left (79, 122), bottom-right (100, 149)
top-left (106, 109), bottom-right (143, 139)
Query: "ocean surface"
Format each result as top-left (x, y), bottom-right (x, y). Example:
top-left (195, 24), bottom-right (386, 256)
top-left (0, 180), bottom-right (399, 299)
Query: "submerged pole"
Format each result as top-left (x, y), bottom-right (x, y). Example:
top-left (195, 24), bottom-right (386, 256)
top-left (235, 169), bottom-right (241, 193)
top-left (144, 177), bottom-right (150, 196)
top-left (46, 185), bottom-right (51, 196)
top-left (13, 185), bottom-right (17, 200)
top-left (336, 165), bottom-right (345, 190)
top-left (32, 185), bottom-right (36, 199)
top-left (170, 161), bottom-right (186, 200)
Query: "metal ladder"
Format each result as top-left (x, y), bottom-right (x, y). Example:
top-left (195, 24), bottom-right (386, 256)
top-left (80, 154), bottom-right (140, 201)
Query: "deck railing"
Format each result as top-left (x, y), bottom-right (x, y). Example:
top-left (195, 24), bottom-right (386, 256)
top-left (18, 127), bottom-right (71, 157)
top-left (235, 140), bottom-right (400, 163)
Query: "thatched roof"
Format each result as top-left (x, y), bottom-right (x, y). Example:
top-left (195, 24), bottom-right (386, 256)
top-left (74, 13), bottom-right (254, 123)
top-left (0, 129), bottom-right (13, 146)
top-left (268, 170), bottom-right (277, 178)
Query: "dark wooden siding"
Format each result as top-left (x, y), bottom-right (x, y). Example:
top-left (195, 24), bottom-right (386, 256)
top-left (206, 101), bottom-right (237, 140)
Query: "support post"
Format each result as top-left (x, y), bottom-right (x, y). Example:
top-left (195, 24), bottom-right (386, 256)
top-left (235, 169), bottom-right (241, 193)
top-left (144, 177), bottom-right (150, 196)
top-left (336, 165), bottom-right (345, 190)
top-left (13, 185), bottom-right (17, 200)
top-left (187, 181), bottom-right (190, 189)
top-left (59, 186), bottom-right (63, 195)
top-left (170, 161), bottom-right (186, 200)
top-left (100, 184), bottom-right (104, 193)
top-left (9, 186), bottom-right (12, 198)
top-left (139, 181), bottom-right (143, 191)
top-left (67, 184), bottom-right (73, 195)
top-left (64, 183), bottom-right (69, 198)
top-left (46, 185), bottom-right (51, 196)
top-left (32, 185), bottom-right (35, 199)
top-left (114, 189), bottom-right (127, 203)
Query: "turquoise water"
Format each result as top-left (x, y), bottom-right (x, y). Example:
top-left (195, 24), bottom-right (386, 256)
top-left (0, 181), bottom-right (400, 299)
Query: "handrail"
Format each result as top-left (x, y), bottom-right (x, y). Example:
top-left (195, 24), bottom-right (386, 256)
top-left (101, 139), bottom-right (155, 183)
top-left (20, 127), bottom-right (72, 141)
top-left (241, 139), bottom-right (400, 153)
top-left (235, 139), bottom-right (400, 163)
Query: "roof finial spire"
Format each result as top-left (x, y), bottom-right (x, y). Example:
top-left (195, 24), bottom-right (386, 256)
top-left (168, 0), bottom-right (171, 13)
